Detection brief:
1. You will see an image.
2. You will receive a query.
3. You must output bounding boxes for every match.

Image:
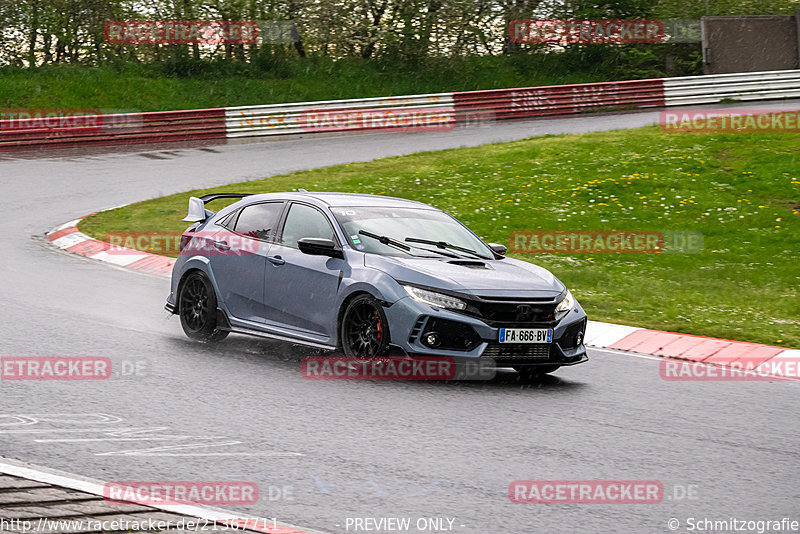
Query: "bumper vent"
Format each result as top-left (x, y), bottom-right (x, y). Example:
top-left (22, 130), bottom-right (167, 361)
top-left (481, 344), bottom-right (552, 359)
top-left (408, 317), bottom-right (426, 344)
top-left (558, 318), bottom-right (587, 350)
top-left (420, 318), bottom-right (482, 352)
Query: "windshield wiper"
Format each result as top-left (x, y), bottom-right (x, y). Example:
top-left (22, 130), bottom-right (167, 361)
top-left (404, 237), bottom-right (490, 259)
top-left (358, 230), bottom-right (414, 255)
top-left (408, 246), bottom-right (460, 258)
top-left (358, 231), bottom-right (458, 258)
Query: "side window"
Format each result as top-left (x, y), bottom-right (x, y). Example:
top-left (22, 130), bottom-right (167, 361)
top-left (233, 202), bottom-right (284, 241)
top-left (217, 210), bottom-right (237, 229)
top-left (280, 203), bottom-right (335, 248)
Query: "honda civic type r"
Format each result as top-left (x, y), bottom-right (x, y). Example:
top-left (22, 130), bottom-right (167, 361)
top-left (166, 191), bottom-right (588, 376)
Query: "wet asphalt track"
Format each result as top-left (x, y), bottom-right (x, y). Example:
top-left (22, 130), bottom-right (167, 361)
top-left (1, 104), bottom-right (799, 534)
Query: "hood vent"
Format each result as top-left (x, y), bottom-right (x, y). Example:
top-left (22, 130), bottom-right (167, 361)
top-left (447, 260), bottom-right (489, 269)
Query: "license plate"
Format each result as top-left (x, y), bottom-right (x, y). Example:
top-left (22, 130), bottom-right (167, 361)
top-left (498, 328), bottom-right (553, 344)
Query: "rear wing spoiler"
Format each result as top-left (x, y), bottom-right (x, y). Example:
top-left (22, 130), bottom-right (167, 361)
top-left (183, 193), bottom-right (252, 222)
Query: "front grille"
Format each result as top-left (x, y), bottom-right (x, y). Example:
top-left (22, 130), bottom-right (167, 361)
top-left (462, 296), bottom-right (559, 326)
top-left (481, 343), bottom-right (552, 359)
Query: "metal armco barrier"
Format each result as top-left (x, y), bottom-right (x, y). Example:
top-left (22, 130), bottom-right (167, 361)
top-left (0, 108), bottom-right (226, 150)
top-left (453, 79), bottom-right (665, 123)
top-left (1, 69), bottom-right (799, 150)
top-left (226, 93), bottom-right (455, 137)
top-left (663, 69), bottom-right (800, 106)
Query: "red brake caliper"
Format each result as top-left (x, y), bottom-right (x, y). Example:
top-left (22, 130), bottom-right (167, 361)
top-left (374, 312), bottom-right (382, 340)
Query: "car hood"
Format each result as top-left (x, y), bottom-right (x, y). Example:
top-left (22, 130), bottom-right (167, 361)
top-left (364, 254), bottom-right (564, 297)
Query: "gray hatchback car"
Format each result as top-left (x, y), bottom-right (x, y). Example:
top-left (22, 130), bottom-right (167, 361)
top-left (166, 191), bottom-right (588, 377)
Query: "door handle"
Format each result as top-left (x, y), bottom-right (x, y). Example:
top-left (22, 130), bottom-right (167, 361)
top-left (214, 240), bottom-right (230, 251)
top-left (267, 255), bottom-right (285, 265)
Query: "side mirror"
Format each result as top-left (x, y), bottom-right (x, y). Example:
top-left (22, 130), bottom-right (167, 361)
top-left (488, 243), bottom-right (507, 257)
top-left (298, 238), bottom-right (344, 259)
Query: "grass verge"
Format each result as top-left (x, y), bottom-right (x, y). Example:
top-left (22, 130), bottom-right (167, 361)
top-left (79, 125), bottom-right (800, 347)
top-left (0, 57), bottom-right (619, 112)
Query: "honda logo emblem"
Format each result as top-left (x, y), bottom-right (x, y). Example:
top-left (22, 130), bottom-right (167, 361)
top-left (515, 304), bottom-right (535, 322)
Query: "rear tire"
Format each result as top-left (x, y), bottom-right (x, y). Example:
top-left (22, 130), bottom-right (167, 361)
top-left (178, 272), bottom-right (229, 342)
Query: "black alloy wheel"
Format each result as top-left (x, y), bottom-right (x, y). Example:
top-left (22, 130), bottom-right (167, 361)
top-left (341, 294), bottom-right (390, 357)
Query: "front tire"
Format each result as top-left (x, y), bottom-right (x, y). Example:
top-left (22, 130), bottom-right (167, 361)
top-left (178, 272), bottom-right (229, 342)
top-left (340, 294), bottom-right (390, 357)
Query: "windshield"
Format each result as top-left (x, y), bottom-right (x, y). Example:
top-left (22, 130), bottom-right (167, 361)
top-left (331, 206), bottom-right (493, 258)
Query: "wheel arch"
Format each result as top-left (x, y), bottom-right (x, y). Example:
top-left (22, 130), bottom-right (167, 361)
top-left (175, 268), bottom-right (206, 314)
top-left (174, 256), bottom-right (220, 313)
top-left (335, 288), bottom-right (390, 351)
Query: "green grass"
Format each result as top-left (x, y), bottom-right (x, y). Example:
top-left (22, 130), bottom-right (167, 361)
top-left (0, 57), bottom-right (621, 112)
top-left (79, 126), bottom-right (800, 348)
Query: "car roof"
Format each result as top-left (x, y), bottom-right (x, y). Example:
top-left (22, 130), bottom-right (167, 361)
top-left (243, 191), bottom-right (437, 209)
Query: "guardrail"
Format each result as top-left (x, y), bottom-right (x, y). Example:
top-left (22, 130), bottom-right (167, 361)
top-left (226, 94), bottom-right (454, 138)
top-left (663, 69), bottom-right (800, 105)
top-left (2, 69), bottom-right (799, 150)
top-left (0, 108), bottom-right (225, 149)
top-left (453, 79), bottom-right (665, 123)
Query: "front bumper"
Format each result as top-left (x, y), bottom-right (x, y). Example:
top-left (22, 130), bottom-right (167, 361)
top-left (384, 296), bottom-right (588, 366)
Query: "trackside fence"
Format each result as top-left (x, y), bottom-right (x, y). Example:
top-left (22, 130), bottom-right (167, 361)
top-left (2, 69), bottom-right (799, 150)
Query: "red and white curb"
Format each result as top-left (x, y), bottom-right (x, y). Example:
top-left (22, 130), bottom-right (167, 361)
top-left (0, 457), bottom-right (327, 534)
top-left (46, 216), bottom-right (797, 378)
top-left (45, 216), bottom-right (176, 277)
top-left (585, 320), bottom-right (797, 379)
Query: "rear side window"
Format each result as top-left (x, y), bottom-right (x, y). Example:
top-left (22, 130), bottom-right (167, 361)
top-left (233, 202), bottom-right (284, 241)
top-left (280, 203), bottom-right (335, 248)
top-left (216, 210), bottom-right (237, 229)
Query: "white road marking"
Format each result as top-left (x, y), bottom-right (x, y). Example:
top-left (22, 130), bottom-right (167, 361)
top-left (0, 413), bottom-right (306, 457)
top-left (0, 457), bottom-right (327, 533)
top-left (589, 346), bottom-right (800, 382)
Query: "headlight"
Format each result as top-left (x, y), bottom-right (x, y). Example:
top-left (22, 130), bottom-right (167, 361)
top-left (403, 285), bottom-right (467, 311)
top-left (555, 290), bottom-right (575, 314)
